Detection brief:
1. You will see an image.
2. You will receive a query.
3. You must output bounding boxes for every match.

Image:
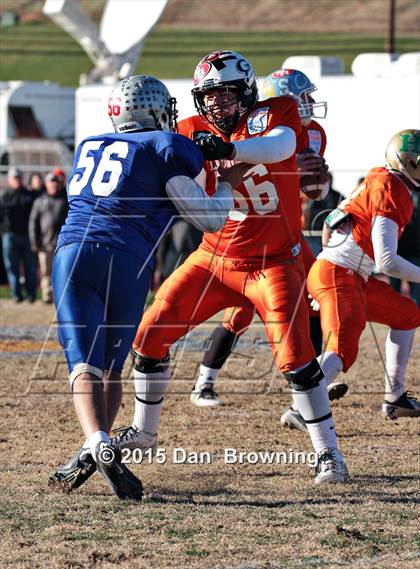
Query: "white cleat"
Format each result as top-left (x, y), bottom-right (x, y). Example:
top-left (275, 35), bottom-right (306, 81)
top-left (280, 407), bottom-right (308, 432)
top-left (110, 425), bottom-right (157, 452)
top-left (328, 382), bottom-right (348, 401)
top-left (382, 391), bottom-right (420, 420)
top-left (190, 383), bottom-right (223, 407)
top-left (315, 448), bottom-right (349, 484)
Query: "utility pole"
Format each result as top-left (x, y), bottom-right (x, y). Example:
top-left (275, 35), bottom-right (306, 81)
top-left (387, 0), bottom-right (396, 53)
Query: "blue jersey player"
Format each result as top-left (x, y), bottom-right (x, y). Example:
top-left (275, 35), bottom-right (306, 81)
top-left (49, 76), bottom-right (235, 500)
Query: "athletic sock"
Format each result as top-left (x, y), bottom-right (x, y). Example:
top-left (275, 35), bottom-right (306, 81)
top-left (317, 351), bottom-right (343, 386)
top-left (195, 364), bottom-right (219, 389)
top-left (292, 378), bottom-right (338, 453)
top-left (384, 329), bottom-right (415, 402)
top-left (133, 366), bottom-right (171, 435)
top-left (306, 415), bottom-right (338, 453)
top-left (87, 431), bottom-right (110, 462)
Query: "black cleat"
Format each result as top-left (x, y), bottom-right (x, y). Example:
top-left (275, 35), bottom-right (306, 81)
top-left (383, 391), bottom-right (420, 419)
top-left (95, 443), bottom-right (143, 501)
top-left (328, 382), bottom-right (349, 401)
top-left (49, 447), bottom-right (97, 493)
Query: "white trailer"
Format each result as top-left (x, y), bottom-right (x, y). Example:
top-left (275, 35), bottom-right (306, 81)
top-left (75, 73), bottom-right (420, 197)
top-left (0, 81), bottom-right (75, 177)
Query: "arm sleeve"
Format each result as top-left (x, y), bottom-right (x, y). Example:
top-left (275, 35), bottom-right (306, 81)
top-left (166, 173), bottom-right (233, 233)
top-left (159, 135), bottom-right (232, 232)
top-left (372, 216), bottom-right (420, 283)
top-left (232, 125), bottom-right (296, 164)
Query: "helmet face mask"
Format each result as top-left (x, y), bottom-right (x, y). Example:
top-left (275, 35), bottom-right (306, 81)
top-left (195, 86), bottom-right (241, 133)
top-left (192, 51), bottom-right (258, 134)
top-left (300, 91), bottom-right (327, 125)
top-left (108, 75), bottom-right (178, 134)
top-left (262, 69), bottom-right (327, 125)
top-left (386, 129), bottom-right (420, 189)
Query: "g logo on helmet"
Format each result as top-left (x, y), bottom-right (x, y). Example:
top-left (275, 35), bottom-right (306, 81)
top-left (237, 58), bottom-right (251, 75)
top-left (193, 62), bottom-right (211, 85)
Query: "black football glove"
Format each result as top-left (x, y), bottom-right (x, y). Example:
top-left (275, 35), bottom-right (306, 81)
top-left (193, 131), bottom-right (235, 161)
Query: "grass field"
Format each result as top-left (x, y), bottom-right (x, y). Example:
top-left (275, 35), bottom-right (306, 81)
top-left (1, 299), bottom-right (419, 568)
top-left (1, 22), bottom-right (419, 85)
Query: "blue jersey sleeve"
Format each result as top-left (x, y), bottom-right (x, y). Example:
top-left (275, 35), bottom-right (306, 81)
top-left (156, 134), bottom-right (203, 186)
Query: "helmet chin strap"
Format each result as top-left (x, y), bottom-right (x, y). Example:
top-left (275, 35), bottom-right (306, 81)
top-left (215, 111), bottom-right (239, 135)
top-left (206, 105), bottom-right (240, 136)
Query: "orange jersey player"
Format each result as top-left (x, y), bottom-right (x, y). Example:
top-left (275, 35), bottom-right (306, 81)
top-left (187, 69), bottom-right (336, 413)
top-left (178, 98), bottom-right (303, 261)
top-left (113, 51), bottom-right (349, 484)
top-left (306, 129), bottom-right (420, 421)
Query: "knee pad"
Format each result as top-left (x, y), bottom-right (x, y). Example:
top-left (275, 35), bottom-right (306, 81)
top-left (130, 348), bottom-right (170, 373)
top-left (284, 359), bottom-right (324, 391)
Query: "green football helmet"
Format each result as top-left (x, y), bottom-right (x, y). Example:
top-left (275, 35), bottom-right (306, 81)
top-left (385, 129), bottom-right (420, 189)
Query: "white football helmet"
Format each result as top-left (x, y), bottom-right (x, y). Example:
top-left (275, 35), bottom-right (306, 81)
top-left (262, 69), bottom-right (327, 126)
top-left (108, 75), bottom-right (177, 133)
top-left (191, 50), bottom-right (258, 133)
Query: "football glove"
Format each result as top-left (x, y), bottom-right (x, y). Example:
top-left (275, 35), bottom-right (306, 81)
top-left (308, 294), bottom-right (320, 312)
top-left (194, 131), bottom-right (235, 161)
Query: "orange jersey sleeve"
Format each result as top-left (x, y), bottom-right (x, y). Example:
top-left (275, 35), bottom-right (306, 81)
top-left (343, 167), bottom-right (414, 259)
top-left (297, 120), bottom-right (327, 156)
top-left (201, 97), bottom-right (303, 263)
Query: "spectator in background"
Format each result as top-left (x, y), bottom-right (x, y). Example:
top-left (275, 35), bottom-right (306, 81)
top-left (389, 192), bottom-right (420, 307)
top-left (52, 169), bottom-right (67, 194)
top-left (29, 171), bottom-right (68, 303)
top-left (153, 220), bottom-right (202, 289)
top-left (0, 167), bottom-right (38, 302)
top-left (28, 173), bottom-right (46, 197)
top-left (52, 168), bottom-right (66, 181)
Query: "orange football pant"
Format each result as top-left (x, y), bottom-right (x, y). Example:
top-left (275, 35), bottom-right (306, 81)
top-left (307, 259), bottom-right (420, 372)
top-left (218, 236), bottom-right (318, 335)
top-left (133, 247), bottom-right (315, 372)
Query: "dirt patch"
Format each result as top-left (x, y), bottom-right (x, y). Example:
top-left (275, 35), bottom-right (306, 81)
top-left (0, 299), bottom-right (419, 568)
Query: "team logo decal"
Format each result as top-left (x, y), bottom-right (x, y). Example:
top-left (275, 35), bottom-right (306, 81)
top-left (307, 129), bottom-right (322, 153)
top-left (247, 106), bottom-right (269, 135)
top-left (271, 69), bottom-right (293, 78)
top-left (237, 58), bottom-right (251, 74)
top-left (193, 62), bottom-right (211, 85)
top-left (399, 133), bottom-right (420, 153)
top-left (108, 96), bottom-right (121, 117)
top-left (206, 50), bottom-right (231, 61)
